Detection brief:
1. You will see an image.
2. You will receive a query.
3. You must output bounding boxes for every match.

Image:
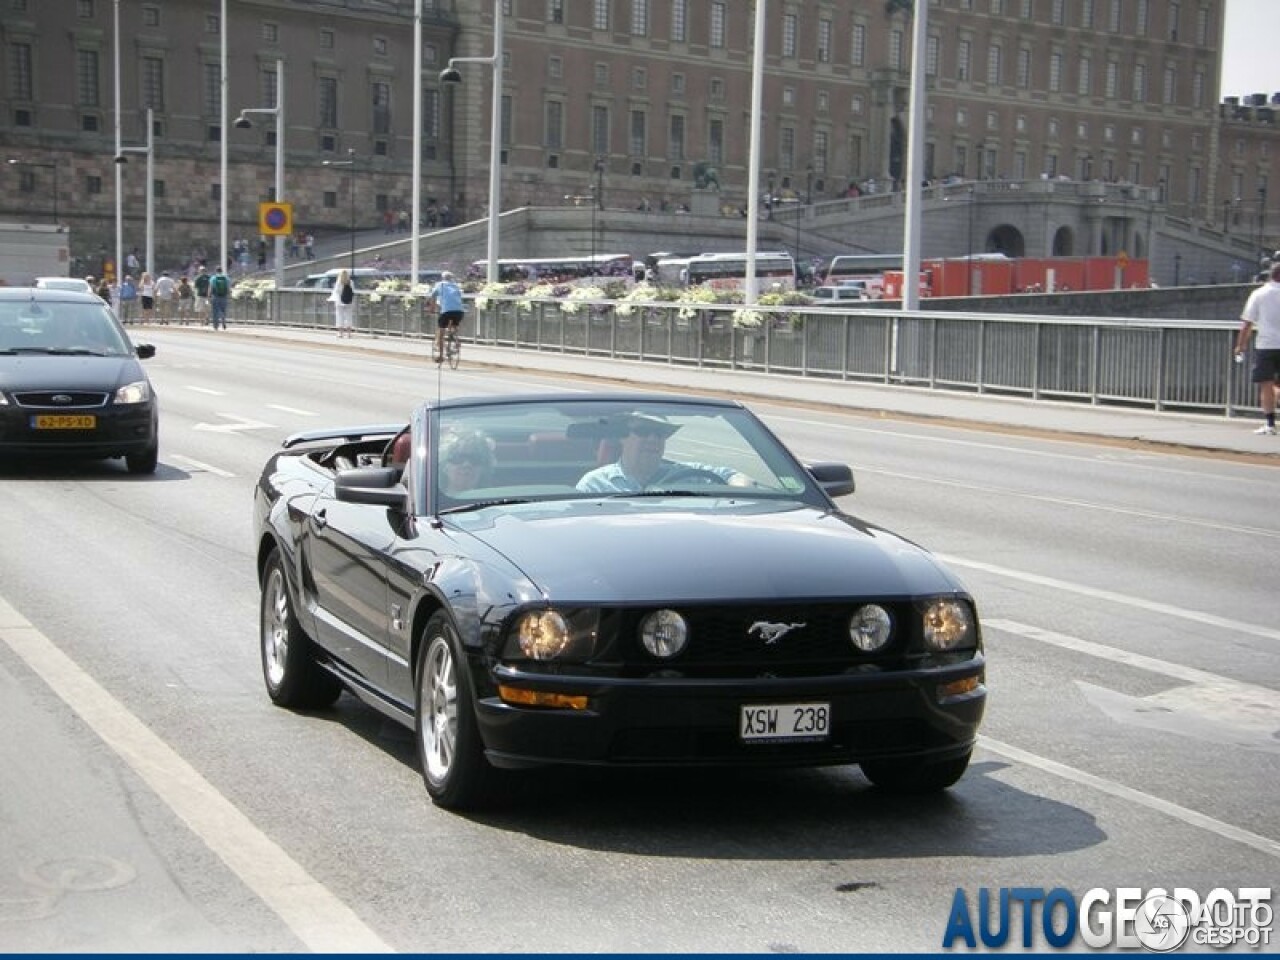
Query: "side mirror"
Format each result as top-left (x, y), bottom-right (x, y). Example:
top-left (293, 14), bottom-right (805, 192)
top-left (806, 462), bottom-right (855, 498)
top-left (135, 343), bottom-right (156, 359)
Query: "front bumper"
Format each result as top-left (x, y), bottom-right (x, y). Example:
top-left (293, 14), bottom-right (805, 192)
top-left (0, 404), bottom-right (157, 459)
top-left (477, 656), bottom-right (986, 769)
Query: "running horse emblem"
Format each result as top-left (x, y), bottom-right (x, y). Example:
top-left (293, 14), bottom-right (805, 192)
top-left (748, 621), bottom-right (806, 644)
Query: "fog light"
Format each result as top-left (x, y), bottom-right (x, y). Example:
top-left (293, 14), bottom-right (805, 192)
top-left (848, 604), bottom-right (892, 652)
top-left (498, 685), bottom-right (589, 710)
top-left (639, 609), bottom-right (688, 658)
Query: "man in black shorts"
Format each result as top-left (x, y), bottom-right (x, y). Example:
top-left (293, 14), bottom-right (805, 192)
top-left (430, 271), bottom-right (465, 363)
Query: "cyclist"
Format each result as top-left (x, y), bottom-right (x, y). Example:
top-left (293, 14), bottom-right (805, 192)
top-left (429, 271), bottom-right (465, 363)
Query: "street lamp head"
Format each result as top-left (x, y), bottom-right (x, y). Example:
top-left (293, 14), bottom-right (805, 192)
top-left (439, 65), bottom-right (463, 85)
top-left (114, 154), bottom-right (128, 165)
top-left (233, 114), bottom-right (253, 129)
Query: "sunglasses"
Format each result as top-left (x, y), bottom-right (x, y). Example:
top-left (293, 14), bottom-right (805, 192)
top-left (629, 425), bottom-right (669, 438)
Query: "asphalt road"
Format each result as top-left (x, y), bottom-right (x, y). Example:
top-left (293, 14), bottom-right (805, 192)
top-left (0, 331), bottom-right (1275, 953)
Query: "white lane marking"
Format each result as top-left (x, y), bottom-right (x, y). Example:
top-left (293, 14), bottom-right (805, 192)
top-left (167, 454), bottom-right (236, 478)
top-left (862, 466), bottom-right (1280, 539)
top-left (979, 736), bottom-right (1280, 860)
top-left (193, 414), bottom-right (276, 434)
top-left (266, 404), bottom-right (316, 417)
top-left (937, 553), bottom-right (1280, 643)
top-left (0, 597), bottom-right (392, 953)
top-left (185, 385), bottom-right (225, 396)
top-left (987, 618), bottom-right (1280, 749)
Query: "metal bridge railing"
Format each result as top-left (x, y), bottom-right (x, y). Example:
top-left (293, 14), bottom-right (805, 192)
top-left (230, 291), bottom-right (1257, 417)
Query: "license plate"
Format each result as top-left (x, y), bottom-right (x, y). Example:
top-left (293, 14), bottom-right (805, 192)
top-left (740, 702), bottom-right (830, 743)
top-left (32, 414), bottom-right (96, 430)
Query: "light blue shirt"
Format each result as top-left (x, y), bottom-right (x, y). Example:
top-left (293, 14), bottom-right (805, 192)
top-left (577, 459), bottom-right (738, 493)
top-left (432, 280), bottom-right (464, 313)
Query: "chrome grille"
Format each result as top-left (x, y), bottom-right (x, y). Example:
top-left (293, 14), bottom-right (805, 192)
top-left (13, 391), bottom-right (110, 408)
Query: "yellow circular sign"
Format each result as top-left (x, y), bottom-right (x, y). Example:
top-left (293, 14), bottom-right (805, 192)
top-left (258, 202), bottom-right (293, 236)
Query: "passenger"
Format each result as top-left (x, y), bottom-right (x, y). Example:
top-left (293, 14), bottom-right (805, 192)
top-left (438, 432), bottom-right (494, 494)
top-left (576, 412), bottom-right (750, 492)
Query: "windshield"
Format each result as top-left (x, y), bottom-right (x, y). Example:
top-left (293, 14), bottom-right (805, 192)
top-left (432, 399), bottom-right (817, 510)
top-left (0, 300), bottom-right (134, 356)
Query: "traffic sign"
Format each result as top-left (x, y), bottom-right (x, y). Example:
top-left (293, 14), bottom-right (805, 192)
top-left (258, 202), bottom-right (293, 237)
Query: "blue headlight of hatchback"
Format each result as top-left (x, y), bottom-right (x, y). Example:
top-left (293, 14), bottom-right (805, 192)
top-left (922, 599), bottom-right (977, 652)
top-left (114, 380), bottom-right (151, 404)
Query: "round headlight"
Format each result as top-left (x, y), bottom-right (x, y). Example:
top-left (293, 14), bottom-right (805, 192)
top-left (923, 600), bottom-right (975, 651)
top-left (515, 610), bottom-right (572, 660)
top-left (639, 609), bottom-right (688, 658)
top-left (848, 604), bottom-right (892, 652)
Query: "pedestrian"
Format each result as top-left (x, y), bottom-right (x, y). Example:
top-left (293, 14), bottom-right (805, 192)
top-left (118, 274), bottom-right (138, 324)
top-left (257, 237), bottom-right (267, 271)
top-left (209, 266), bottom-right (231, 330)
top-left (176, 275), bottom-right (195, 323)
top-left (328, 267), bottom-right (356, 338)
top-left (193, 265), bottom-right (211, 324)
top-left (1234, 261), bottom-right (1280, 435)
top-left (304, 233), bottom-right (315, 260)
top-left (138, 271), bottom-right (156, 323)
top-left (154, 270), bottom-right (177, 324)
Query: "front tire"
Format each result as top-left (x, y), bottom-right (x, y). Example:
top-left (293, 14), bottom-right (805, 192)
top-left (416, 611), bottom-right (493, 809)
top-left (860, 750), bottom-right (972, 793)
top-left (125, 440), bottom-right (158, 475)
top-left (259, 548), bottom-right (342, 709)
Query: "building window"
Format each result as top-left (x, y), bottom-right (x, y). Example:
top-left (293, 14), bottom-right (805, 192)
top-left (86, 175), bottom-right (102, 195)
top-left (782, 86), bottom-right (794, 107)
top-left (889, 29), bottom-right (904, 70)
top-left (319, 77), bottom-right (337, 128)
top-left (372, 81), bottom-right (390, 135)
top-left (671, 1), bottom-right (687, 42)
top-left (10, 42), bottom-right (32, 101)
top-left (957, 108), bottom-right (968, 126)
top-left (549, 57), bottom-right (562, 79)
top-left (545, 100), bottom-right (563, 149)
top-left (631, 0), bottom-right (648, 36)
top-left (1192, 67), bottom-right (1204, 108)
top-left (1130, 126), bottom-right (1143, 145)
top-left (1016, 48), bottom-right (1030, 88)
top-left (710, 2), bottom-right (726, 48)
top-left (817, 19), bottom-right (832, 63)
top-left (373, 36), bottom-right (388, 56)
top-left (202, 62), bottom-right (220, 115)
top-left (630, 109), bottom-right (646, 155)
top-left (205, 13), bottom-right (219, 33)
top-left (592, 104), bottom-right (609, 154)
top-left (1103, 124), bottom-right (1115, 142)
top-left (1136, 0), bottom-right (1149, 34)
top-left (852, 24), bottom-right (866, 67)
top-left (593, 0), bottom-right (609, 30)
top-left (1078, 56), bottom-right (1091, 96)
top-left (423, 89), bottom-right (440, 140)
top-left (710, 76), bottom-right (724, 100)
top-left (594, 63), bottom-right (609, 86)
top-left (77, 0), bottom-right (93, 17)
top-left (1105, 60), bottom-right (1118, 98)
top-left (1162, 63), bottom-right (1176, 103)
top-left (851, 94), bottom-right (864, 115)
top-left (817, 90), bottom-right (828, 112)
top-left (927, 35), bottom-right (939, 76)
top-left (1194, 6), bottom-right (1208, 45)
top-left (987, 43), bottom-right (1002, 86)
top-left (987, 110), bottom-right (999, 131)
top-left (709, 118), bottom-right (723, 164)
top-left (671, 73), bottom-right (685, 95)
top-left (1108, 0), bottom-right (1121, 32)
top-left (814, 130), bottom-right (828, 174)
top-left (957, 40), bottom-right (971, 81)
top-left (1131, 63), bottom-right (1146, 102)
top-left (779, 126), bottom-right (794, 170)
top-left (262, 22), bottom-right (278, 44)
top-left (782, 14), bottom-right (797, 58)
top-left (76, 49), bottom-right (100, 107)
top-left (1048, 52), bottom-right (1062, 92)
top-left (1051, 0), bottom-right (1064, 25)
top-left (142, 4), bottom-right (159, 27)
top-left (142, 57), bottom-right (164, 110)
top-left (632, 66), bottom-right (646, 89)
top-left (320, 29), bottom-right (334, 49)
top-left (1048, 118), bottom-right (1060, 137)
top-left (547, 0), bottom-right (564, 24)
top-left (668, 114), bottom-right (685, 161)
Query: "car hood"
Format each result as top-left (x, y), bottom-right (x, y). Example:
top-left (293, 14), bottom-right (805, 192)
top-left (0, 355), bottom-right (144, 392)
top-left (447, 500), bottom-right (962, 603)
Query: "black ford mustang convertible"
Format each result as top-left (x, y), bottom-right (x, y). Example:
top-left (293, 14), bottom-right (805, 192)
top-left (254, 393), bottom-right (986, 809)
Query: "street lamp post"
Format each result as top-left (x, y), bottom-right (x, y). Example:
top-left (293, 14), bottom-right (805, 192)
top-left (440, 0), bottom-right (504, 284)
top-left (6, 159), bottom-right (59, 225)
top-left (322, 149), bottom-right (357, 271)
top-left (114, 107), bottom-right (155, 277)
top-left (234, 58), bottom-right (286, 291)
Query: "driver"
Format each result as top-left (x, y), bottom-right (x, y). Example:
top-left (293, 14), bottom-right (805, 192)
top-left (576, 412), bottom-right (749, 493)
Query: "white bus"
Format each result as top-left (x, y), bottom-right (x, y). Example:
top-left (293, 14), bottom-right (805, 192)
top-left (468, 253), bottom-right (634, 284)
top-left (683, 251), bottom-right (797, 294)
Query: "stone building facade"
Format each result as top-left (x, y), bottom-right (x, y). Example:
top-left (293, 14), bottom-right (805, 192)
top-left (0, 0), bottom-right (1273, 270)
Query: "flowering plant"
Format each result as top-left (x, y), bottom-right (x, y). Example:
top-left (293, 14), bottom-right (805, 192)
top-left (731, 308), bottom-right (764, 329)
top-left (559, 285), bottom-right (605, 315)
top-left (231, 277), bottom-right (274, 302)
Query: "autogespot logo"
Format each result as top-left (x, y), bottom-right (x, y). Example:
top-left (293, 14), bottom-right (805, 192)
top-left (941, 886), bottom-right (1273, 951)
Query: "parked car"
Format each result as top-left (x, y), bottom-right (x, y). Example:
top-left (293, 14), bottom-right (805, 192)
top-left (254, 393), bottom-right (986, 809)
top-left (293, 268), bottom-right (382, 290)
top-left (808, 283), bottom-right (871, 304)
top-left (0, 288), bottom-right (158, 473)
top-left (34, 277), bottom-right (95, 294)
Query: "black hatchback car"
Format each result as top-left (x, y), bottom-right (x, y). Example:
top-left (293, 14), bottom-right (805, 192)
top-left (0, 288), bottom-right (158, 473)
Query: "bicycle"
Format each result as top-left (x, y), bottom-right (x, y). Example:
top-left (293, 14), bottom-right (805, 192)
top-left (442, 325), bottom-right (461, 369)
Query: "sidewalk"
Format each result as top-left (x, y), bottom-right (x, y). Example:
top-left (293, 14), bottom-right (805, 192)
top-left (178, 324), bottom-right (1280, 463)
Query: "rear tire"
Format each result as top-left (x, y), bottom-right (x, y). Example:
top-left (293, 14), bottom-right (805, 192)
top-left (416, 611), bottom-right (493, 809)
top-left (860, 750), bottom-right (972, 793)
top-left (259, 548), bottom-right (342, 708)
